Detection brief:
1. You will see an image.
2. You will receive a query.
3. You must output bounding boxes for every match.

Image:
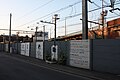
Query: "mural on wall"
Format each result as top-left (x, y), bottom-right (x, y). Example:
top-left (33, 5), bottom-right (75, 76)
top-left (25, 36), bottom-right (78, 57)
top-left (51, 45), bottom-right (58, 61)
top-left (36, 42), bottom-right (43, 60)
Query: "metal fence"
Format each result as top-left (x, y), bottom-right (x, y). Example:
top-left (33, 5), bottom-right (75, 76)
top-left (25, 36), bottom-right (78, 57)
top-left (92, 39), bottom-right (120, 74)
top-left (0, 44), bottom-right (4, 52)
top-left (44, 41), bottom-right (70, 64)
top-left (1, 39), bottom-right (120, 74)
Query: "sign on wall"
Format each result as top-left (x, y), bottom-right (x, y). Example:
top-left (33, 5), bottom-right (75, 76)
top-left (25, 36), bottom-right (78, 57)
top-left (21, 43), bottom-right (30, 56)
top-left (69, 40), bottom-right (90, 69)
top-left (21, 43), bottom-right (25, 55)
top-left (36, 42), bottom-right (43, 60)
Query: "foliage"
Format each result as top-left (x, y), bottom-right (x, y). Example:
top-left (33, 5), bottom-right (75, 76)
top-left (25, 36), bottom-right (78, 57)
top-left (58, 52), bottom-right (67, 65)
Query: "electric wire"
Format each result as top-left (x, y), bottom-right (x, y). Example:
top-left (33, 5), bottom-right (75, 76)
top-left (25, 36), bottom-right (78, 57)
top-left (59, 1), bottom-right (120, 23)
top-left (17, 0), bottom-right (82, 28)
top-left (103, 0), bottom-right (120, 16)
top-left (16, 0), bottom-right (55, 20)
top-left (17, 1), bottom-right (120, 29)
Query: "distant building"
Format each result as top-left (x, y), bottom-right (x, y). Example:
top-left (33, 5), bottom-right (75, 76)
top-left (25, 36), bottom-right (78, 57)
top-left (33, 31), bottom-right (48, 42)
top-left (58, 18), bottom-right (120, 41)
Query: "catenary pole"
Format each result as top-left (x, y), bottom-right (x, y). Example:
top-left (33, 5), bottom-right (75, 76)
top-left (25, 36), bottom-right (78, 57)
top-left (9, 13), bottom-right (12, 53)
top-left (82, 0), bottom-right (88, 39)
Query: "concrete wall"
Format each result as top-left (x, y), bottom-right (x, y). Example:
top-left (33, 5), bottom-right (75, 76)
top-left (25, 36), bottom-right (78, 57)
top-left (92, 39), bottom-right (120, 74)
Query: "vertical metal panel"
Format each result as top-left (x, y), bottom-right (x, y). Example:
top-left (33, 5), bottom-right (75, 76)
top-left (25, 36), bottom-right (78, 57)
top-left (44, 41), bottom-right (69, 64)
top-left (92, 39), bottom-right (120, 74)
top-left (30, 42), bottom-right (36, 58)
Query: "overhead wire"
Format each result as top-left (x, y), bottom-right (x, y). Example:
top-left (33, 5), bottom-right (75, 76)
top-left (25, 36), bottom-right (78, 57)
top-left (103, 0), bottom-right (120, 16)
top-left (58, 22), bottom-right (82, 29)
top-left (17, 0), bottom-right (120, 30)
top-left (17, 0), bottom-right (82, 28)
top-left (16, 0), bottom-right (55, 20)
top-left (58, 1), bottom-right (120, 23)
top-left (59, 2), bottom-right (113, 22)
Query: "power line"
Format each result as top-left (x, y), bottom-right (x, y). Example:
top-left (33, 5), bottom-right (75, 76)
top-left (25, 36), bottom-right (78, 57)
top-left (17, 1), bottom-right (120, 28)
top-left (59, 2), bottom-right (120, 23)
top-left (16, 0), bottom-right (55, 20)
top-left (0, 29), bottom-right (34, 32)
top-left (17, 0), bottom-right (82, 28)
top-left (92, 2), bottom-right (101, 8)
top-left (90, 0), bottom-right (119, 16)
top-left (59, 2), bottom-right (119, 22)
top-left (103, 0), bottom-right (120, 16)
top-left (58, 23), bottom-right (82, 29)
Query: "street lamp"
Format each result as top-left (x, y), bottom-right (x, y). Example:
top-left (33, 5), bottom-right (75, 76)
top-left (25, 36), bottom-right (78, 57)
top-left (40, 14), bottom-right (60, 61)
top-left (40, 14), bottom-right (60, 46)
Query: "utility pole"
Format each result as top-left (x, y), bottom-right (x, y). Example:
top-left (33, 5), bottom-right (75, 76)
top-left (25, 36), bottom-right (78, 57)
top-left (35, 26), bottom-right (38, 42)
top-left (54, 14), bottom-right (60, 46)
top-left (82, 0), bottom-right (88, 39)
top-left (54, 15), bottom-right (57, 46)
top-left (41, 14), bottom-right (60, 46)
top-left (102, 0), bottom-right (104, 39)
top-left (65, 18), bottom-right (66, 36)
top-left (40, 15), bottom-right (60, 61)
top-left (17, 32), bottom-right (19, 54)
top-left (43, 25), bottom-right (45, 60)
top-left (43, 25), bottom-right (45, 42)
top-left (9, 13), bottom-right (12, 53)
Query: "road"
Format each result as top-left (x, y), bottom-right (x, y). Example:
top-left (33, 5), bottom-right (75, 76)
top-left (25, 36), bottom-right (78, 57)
top-left (0, 53), bottom-right (92, 80)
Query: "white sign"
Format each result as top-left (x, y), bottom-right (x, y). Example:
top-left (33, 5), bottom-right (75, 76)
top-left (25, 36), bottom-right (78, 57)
top-left (21, 43), bottom-right (26, 55)
top-left (51, 45), bottom-right (58, 61)
top-left (36, 42), bottom-right (43, 60)
top-left (20, 43), bottom-right (30, 56)
top-left (69, 40), bottom-right (90, 69)
top-left (25, 43), bottom-right (30, 56)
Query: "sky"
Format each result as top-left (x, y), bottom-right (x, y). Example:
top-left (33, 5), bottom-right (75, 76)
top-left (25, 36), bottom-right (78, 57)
top-left (0, 0), bottom-right (120, 38)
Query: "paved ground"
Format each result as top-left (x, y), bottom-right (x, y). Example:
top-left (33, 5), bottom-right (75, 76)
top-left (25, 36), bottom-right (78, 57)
top-left (0, 52), bottom-right (93, 80)
top-left (0, 52), bottom-right (120, 80)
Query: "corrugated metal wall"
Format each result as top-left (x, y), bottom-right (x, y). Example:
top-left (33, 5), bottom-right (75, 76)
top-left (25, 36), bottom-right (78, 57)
top-left (30, 42), bottom-right (36, 58)
top-left (0, 44), bottom-right (4, 52)
top-left (11, 43), bottom-right (21, 54)
top-left (92, 39), bottom-right (120, 74)
top-left (1, 39), bottom-right (120, 74)
top-left (44, 41), bottom-right (70, 64)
